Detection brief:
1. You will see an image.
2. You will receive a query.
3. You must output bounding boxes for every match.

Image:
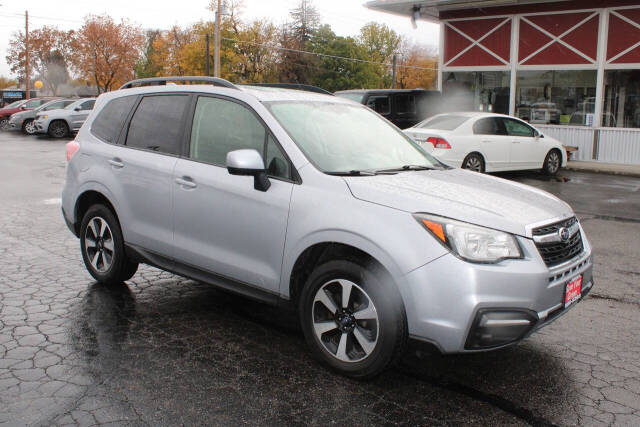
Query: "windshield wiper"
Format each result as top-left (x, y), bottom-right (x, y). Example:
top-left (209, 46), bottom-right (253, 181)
top-left (374, 165), bottom-right (438, 173)
top-left (326, 170), bottom-right (377, 176)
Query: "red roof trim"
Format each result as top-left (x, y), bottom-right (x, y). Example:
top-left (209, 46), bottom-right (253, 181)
top-left (441, 0), bottom-right (638, 20)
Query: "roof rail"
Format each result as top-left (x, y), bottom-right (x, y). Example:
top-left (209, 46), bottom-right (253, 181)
top-left (119, 76), bottom-right (239, 90)
top-left (246, 83), bottom-right (333, 96)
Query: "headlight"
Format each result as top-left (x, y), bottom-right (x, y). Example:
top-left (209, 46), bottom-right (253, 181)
top-left (414, 213), bottom-right (522, 263)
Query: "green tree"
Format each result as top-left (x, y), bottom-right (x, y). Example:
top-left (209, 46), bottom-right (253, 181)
top-left (309, 25), bottom-right (378, 92)
top-left (135, 30), bottom-right (163, 78)
top-left (358, 22), bottom-right (402, 88)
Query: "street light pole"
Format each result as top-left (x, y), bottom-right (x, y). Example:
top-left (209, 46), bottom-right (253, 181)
top-left (214, 0), bottom-right (221, 77)
top-left (25, 10), bottom-right (30, 99)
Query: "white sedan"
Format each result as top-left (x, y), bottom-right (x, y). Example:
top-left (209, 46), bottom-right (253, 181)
top-left (403, 112), bottom-right (566, 175)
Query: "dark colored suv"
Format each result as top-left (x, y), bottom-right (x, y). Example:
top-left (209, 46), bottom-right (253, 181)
top-left (335, 89), bottom-right (441, 129)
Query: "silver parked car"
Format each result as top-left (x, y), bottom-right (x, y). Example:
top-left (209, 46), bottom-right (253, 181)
top-left (34, 97), bottom-right (96, 138)
top-left (61, 77), bottom-right (593, 378)
top-left (8, 98), bottom-right (76, 134)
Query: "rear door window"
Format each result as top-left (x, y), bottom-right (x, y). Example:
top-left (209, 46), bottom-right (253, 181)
top-left (91, 96), bottom-right (138, 143)
top-left (126, 95), bottom-right (190, 155)
top-left (365, 95), bottom-right (390, 115)
top-left (473, 117), bottom-right (506, 135)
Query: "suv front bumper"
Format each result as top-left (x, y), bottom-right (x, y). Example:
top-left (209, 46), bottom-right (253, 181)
top-left (400, 231), bottom-right (593, 353)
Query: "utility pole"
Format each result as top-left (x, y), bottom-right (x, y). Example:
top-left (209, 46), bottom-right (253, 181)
top-left (25, 10), bottom-right (30, 99)
top-left (391, 54), bottom-right (397, 89)
top-left (205, 33), bottom-right (210, 76)
top-left (214, 0), bottom-right (221, 77)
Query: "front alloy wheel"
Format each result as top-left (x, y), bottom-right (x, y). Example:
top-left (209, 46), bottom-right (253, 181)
top-left (300, 260), bottom-right (407, 379)
top-left (0, 118), bottom-right (8, 131)
top-left (312, 279), bottom-right (379, 363)
top-left (23, 120), bottom-right (36, 135)
top-left (48, 121), bottom-right (69, 138)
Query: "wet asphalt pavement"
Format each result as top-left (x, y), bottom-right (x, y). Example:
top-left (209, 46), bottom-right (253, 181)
top-left (1, 132), bottom-right (639, 426)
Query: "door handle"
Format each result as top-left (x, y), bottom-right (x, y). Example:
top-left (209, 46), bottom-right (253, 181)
top-left (175, 177), bottom-right (197, 189)
top-left (512, 140), bottom-right (521, 144)
top-left (481, 140), bottom-right (492, 143)
top-left (108, 158), bottom-right (124, 168)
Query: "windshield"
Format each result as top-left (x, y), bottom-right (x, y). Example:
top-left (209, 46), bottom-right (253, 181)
top-left (417, 114), bottom-right (469, 130)
top-left (64, 100), bottom-right (82, 110)
top-left (36, 100), bottom-right (62, 111)
top-left (266, 101), bottom-right (440, 173)
top-left (335, 93), bottom-right (364, 103)
top-left (5, 100), bottom-right (25, 108)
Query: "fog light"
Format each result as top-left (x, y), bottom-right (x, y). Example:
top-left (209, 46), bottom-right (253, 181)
top-left (465, 309), bottom-right (538, 350)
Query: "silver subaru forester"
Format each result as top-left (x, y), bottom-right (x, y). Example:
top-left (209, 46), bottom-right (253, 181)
top-left (61, 77), bottom-right (593, 378)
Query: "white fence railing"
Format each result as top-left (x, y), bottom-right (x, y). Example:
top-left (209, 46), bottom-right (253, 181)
top-left (537, 125), bottom-right (640, 165)
top-left (597, 128), bottom-right (640, 164)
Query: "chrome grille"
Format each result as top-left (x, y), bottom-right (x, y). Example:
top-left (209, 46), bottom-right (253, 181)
top-left (532, 217), bottom-right (577, 236)
top-left (533, 217), bottom-right (583, 267)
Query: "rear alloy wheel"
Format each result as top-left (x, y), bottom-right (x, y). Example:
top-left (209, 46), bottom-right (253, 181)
top-left (80, 204), bottom-right (138, 285)
top-left (0, 118), bottom-right (8, 131)
top-left (300, 260), bottom-right (407, 379)
top-left (23, 119), bottom-right (36, 135)
top-left (543, 149), bottom-right (561, 176)
top-left (48, 120), bottom-right (69, 138)
top-left (462, 153), bottom-right (485, 173)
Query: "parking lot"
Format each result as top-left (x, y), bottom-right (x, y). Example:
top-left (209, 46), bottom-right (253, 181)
top-left (1, 131), bottom-right (639, 426)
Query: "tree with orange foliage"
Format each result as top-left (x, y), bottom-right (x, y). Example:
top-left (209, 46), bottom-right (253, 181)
top-left (395, 43), bottom-right (438, 89)
top-left (6, 26), bottom-right (72, 95)
top-left (70, 15), bottom-right (144, 93)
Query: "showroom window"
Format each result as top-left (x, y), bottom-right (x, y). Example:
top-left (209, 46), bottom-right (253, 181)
top-left (602, 70), bottom-right (640, 128)
top-left (515, 70), bottom-right (597, 126)
top-left (442, 71), bottom-right (510, 115)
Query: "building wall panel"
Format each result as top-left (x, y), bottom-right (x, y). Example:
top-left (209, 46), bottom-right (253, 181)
top-left (537, 125), bottom-right (594, 161)
top-left (607, 8), bottom-right (640, 64)
top-left (519, 12), bottom-right (598, 65)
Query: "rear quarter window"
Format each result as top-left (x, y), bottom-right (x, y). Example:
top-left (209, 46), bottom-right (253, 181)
top-left (91, 96), bottom-right (138, 143)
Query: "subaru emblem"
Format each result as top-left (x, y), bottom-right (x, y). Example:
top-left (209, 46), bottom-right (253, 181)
top-left (558, 227), bottom-right (570, 242)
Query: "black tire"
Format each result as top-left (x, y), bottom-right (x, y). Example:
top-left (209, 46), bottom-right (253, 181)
top-left (48, 120), bottom-right (69, 138)
top-left (542, 149), bottom-right (562, 176)
top-left (0, 117), bottom-right (8, 131)
top-left (299, 259), bottom-right (407, 379)
top-left (80, 204), bottom-right (139, 285)
top-left (461, 152), bottom-right (485, 173)
top-left (22, 119), bottom-right (36, 135)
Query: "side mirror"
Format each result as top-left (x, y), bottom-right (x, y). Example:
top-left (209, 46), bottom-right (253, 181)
top-left (74, 107), bottom-right (81, 111)
top-left (226, 149), bottom-right (271, 192)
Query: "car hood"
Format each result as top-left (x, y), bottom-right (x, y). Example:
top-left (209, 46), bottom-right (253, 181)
top-left (10, 110), bottom-right (29, 119)
top-left (344, 168), bottom-right (573, 237)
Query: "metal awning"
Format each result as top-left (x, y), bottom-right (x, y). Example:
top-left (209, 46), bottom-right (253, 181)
top-left (364, 0), bottom-right (568, 22)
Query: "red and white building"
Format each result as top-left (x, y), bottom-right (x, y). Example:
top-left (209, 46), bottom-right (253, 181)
top-left (366, 0), bottom-right (640, 164)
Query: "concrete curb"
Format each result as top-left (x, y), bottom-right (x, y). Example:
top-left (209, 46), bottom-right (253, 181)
top-left (564, 163), bottom-right (640, 179)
